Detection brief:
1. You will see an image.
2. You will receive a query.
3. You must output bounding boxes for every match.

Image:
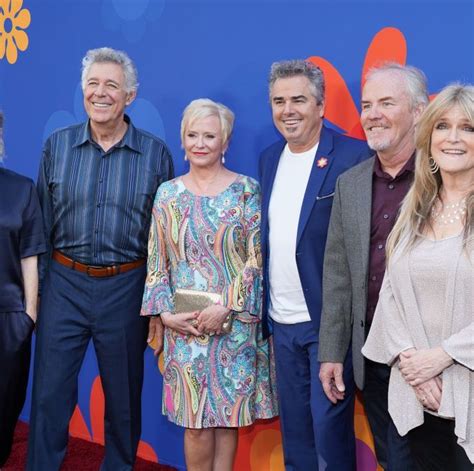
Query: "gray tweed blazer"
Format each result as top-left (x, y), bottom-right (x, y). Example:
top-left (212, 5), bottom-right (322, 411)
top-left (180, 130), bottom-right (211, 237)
top-left (318, 157), bottom-right (375, 389)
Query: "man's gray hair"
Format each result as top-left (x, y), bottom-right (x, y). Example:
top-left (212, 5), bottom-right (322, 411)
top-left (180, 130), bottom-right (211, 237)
top-left (269, 60), bottom-right (325, 105)
top-left (81, 47), bottom-right (139, 93)
top-left (0, 112), bottom-right (4, 162)
top-left (365, 62), bottom-right (429, 109)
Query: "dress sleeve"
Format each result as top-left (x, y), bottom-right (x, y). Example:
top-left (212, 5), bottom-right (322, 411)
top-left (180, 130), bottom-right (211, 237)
top-left (362, 269), bottom-right (415, 365)
top-left (140, 188), bottom-right (174, 316)
top-left (442, 322), bottom-right (474, 370)
top-left (442, 254), bottom-right (474, 370)
top-left (222, 181), bottom-right (262, 317)
top-left (20, 180), bottom-right (46, 258)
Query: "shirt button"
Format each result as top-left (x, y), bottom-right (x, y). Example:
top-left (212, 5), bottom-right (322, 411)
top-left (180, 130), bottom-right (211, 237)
top-left (95, 229), bottom-right (99, 233)
top-left (97, 203), bottom-right (101, 208)
top-left (99, 179), bottom-right (103, 183)
top-left (371, 275), bottom-right (377, 281)
top-left (383, 214), bottom-right (389, 219)
top-left (388, 184), bottom-right (394, 190)
top-left (378, 244), bottom-right (384, 250)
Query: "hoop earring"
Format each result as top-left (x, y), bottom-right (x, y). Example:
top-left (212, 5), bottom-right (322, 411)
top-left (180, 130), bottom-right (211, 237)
top-left (429, 157), bottom-right (439, 174)
top-left (184, 153), bottom-right (188, 161)
top-left (221, 153), bottom-right (225, 164)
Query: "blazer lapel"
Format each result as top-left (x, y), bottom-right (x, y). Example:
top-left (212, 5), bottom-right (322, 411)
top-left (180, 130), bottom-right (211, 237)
top-left (296, 127), bottom-right (334, 246)
top-left (261, 141), bottom-right (286, 228)
top-left (355, 162), bottom-right (373, 278)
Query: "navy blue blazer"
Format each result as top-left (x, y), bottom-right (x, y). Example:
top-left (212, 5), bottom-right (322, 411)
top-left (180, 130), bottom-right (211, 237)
top-left (259, 125), bottom-right (370, 337)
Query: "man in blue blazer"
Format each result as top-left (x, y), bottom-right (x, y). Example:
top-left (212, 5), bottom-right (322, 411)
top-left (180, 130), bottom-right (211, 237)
top-left (259, 60), bottom-right (370, 470)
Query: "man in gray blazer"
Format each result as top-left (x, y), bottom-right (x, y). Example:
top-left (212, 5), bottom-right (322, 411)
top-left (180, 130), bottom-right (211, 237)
top-left (318, 63), bottom-right (429, 470)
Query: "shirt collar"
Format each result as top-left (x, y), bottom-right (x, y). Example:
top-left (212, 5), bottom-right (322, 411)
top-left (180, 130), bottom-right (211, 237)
top-left (72, 114), bottom-right (141, 154)
top-left (373, 150), bottom-right (416, 180)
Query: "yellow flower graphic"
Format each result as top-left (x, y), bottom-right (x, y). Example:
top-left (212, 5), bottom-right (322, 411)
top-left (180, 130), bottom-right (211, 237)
top-left (0, 0), bottom-right (31, 64)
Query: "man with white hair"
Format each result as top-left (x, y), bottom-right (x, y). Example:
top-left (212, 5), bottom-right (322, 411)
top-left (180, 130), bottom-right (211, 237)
top-left (319, 63), bottom-right (429, 470)
top-left (27, 47), bottom-right (173, 471)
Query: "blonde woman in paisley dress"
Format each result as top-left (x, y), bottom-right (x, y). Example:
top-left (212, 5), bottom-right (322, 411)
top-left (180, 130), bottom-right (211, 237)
top-left (141, 98), bottom-right (278, 471)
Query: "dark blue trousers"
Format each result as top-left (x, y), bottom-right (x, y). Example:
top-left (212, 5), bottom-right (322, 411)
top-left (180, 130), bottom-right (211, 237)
top-left (26, 260), bottom-right (149, 471)
top-left (273, 321), bottom-right (356, 471)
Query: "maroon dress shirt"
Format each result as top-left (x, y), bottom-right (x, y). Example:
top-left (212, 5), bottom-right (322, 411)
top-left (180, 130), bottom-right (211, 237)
top-left (366, 153), bottom-right (415, 324)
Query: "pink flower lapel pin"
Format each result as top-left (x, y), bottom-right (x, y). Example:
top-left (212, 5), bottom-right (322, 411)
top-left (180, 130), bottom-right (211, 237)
top-left (316, 157), bottom-right (328, 169)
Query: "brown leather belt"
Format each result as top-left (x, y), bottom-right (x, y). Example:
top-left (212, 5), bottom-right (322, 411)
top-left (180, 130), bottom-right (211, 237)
top-left (52, 250), bottom-right (145, 278)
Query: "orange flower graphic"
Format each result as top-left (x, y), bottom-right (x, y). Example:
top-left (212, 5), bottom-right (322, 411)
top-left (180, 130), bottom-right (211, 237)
top-left (308, 27), bottom-right (407, 140)
top-left (0, 0), bottom-right (31, 64)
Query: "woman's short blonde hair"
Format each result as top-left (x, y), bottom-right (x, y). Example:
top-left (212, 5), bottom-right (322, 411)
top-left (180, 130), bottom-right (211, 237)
top-left (180, 98), bottom-right (235, 147)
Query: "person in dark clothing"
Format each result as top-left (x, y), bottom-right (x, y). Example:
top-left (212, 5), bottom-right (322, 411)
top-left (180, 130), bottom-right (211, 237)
top-left (0, 111), bottom-right (46, 468)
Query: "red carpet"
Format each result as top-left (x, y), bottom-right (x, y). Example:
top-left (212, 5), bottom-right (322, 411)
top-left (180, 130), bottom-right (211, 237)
top-left (3, 421), bottom-right (177, 470)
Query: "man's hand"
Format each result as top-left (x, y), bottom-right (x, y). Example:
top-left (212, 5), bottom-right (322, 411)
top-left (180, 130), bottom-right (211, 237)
top-left (399, 347), bottom-right (453, 386)
top-left (412, 376), bottom-right (443, 411)
top-left (161, 311), bottom-right (201, 336)
top-left (197, 305), bottom-right (231, 335)
top-left (147, 316), bottom-right (164, 359)
top-left (319, 362), bottom-right (345, 404)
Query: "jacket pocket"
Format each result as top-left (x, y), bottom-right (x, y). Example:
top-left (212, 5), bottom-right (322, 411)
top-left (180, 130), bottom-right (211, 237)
top-left (316, 191), bottom-right (335, 201)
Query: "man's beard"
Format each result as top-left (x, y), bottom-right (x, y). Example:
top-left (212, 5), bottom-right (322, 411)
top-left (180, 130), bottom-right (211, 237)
top-left (366, 136), bottom-right (392, 152)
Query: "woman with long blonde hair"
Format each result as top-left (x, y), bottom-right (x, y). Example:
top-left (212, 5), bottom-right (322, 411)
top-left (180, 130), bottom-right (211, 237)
top-left (363, 84), bottom-right (474, 470)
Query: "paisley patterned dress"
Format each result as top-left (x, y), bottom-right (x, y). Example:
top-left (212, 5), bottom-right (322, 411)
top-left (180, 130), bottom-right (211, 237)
top-left (141, 175), bottom-right (278, 428)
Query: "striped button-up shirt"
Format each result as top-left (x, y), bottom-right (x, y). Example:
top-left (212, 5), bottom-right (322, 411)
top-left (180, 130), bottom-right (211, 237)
top-left (37, 115), bottom-right (174, 281)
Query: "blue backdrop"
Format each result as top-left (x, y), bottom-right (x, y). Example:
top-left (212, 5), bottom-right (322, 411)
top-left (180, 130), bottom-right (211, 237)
top-left (1, 0), bottom-right (473, 469)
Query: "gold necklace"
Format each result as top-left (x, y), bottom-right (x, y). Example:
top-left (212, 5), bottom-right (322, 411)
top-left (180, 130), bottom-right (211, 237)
top-left (431, 197), bottom-right (467, 225)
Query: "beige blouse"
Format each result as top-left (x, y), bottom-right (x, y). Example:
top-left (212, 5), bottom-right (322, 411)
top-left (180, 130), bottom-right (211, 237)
top-left (362, 235), bottom-right (474, 463)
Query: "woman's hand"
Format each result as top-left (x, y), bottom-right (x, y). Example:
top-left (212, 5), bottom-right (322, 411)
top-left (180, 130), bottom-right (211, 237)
top-left (399, 347), bottom-right (454, 386)
top-left (412, 376), bottom-right (443, 411)
top-left (197, 304), bottom-right (231, 335)
top-left (161, 311), bottom-right (201, 336)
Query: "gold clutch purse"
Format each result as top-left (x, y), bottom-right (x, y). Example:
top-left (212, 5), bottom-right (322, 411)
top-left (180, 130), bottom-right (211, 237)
top-left (174, 289), bottom-right (233, 334)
